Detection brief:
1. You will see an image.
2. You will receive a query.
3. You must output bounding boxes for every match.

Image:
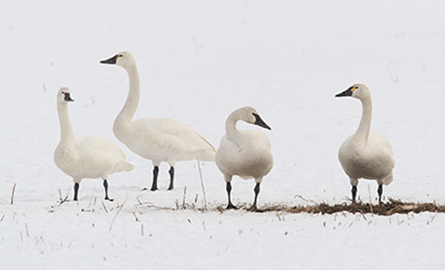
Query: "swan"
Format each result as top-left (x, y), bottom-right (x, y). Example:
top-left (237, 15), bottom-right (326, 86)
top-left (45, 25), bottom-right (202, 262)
top-left (215, 106), bottom-right (274, 209)
top-left (335, 83), bottom-right (395, 204)
top-left (100, 51), bottom-right (216, 191)
top-left (54, 88), bottom-right (134, 201)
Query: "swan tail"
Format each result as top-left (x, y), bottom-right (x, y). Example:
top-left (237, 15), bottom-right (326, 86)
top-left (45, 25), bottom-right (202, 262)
top-left (196, 133), bottom-right (216, 152)
top-left (120, 161), bottom-right (135, 172)
top-left (196, 149), bottom-right (216, 162)
top-left (383, 172), bottom-right (393, 185)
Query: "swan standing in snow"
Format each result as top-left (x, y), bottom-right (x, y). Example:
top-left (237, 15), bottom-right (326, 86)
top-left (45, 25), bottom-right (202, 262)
top-left (100, 52), bottom-right (216, 191)
top-left (54, 88), bottom-right (134, 201)
top-left (335, 83), bottom-right (395, 204)
top-left (215, 107), bottom-right (273, 209)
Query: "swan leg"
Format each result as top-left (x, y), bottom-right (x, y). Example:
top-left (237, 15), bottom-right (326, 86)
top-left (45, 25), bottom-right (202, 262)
top-left (377, 184), bottom-right (383, 204)
top-left (226, 182), bottom-right (236, 209)
top-left (167, 167), bottom-right (175, 191)
top-left (251, 183), bottom-right (261, 210)
top-left (349, 177), bottom-right (358, 203)
top-left (150, 166), bottom-right (159, 191)
top-left (351, 185), bottom-right (357, 203)
top-left (73, 183), bottom-right (80, 201)
top-left (103, 179), bottom-right (114, 201)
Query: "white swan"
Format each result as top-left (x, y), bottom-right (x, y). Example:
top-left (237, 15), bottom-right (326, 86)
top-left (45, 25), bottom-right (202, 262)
top-left (100, 52), bottom-right (216, 191)
top-left (215, 107), bottom-right (274, 209)
top-left (335, 83), bottom-right (395, 204)
top-left (54, 88), bottom-right (134, 201)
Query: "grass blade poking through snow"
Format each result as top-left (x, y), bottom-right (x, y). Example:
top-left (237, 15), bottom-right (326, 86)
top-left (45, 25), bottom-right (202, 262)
top-left (108, 188), bottom-right (128, 233)
top-left (10, 183), bottom-right (16, 205)
top-left (197, 157), bottom-right (207, 209)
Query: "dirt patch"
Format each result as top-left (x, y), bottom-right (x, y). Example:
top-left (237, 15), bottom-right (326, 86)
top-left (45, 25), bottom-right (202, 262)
top-left (219, 199), bottom-right (445, 216)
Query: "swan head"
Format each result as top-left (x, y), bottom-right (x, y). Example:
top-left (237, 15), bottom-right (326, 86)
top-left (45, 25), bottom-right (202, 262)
top-left (234, 106), bottom-right (271, 130)
top-left (57, 87), bottom-right (74, 103)
top-left (100, 51), bottom-right (135, 69)
top-left (335, 83), bottom-right (370, 100)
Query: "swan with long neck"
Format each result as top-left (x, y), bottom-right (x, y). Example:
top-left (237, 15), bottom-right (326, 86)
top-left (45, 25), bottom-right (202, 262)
top-left (215, 106), bottom-right (273, 209)
top-left (100, 52), bottom-right (216, 191)
top-left (54, 88), bottom-right (134, 201)
top-left (336, 83), bottom-right (395, 204)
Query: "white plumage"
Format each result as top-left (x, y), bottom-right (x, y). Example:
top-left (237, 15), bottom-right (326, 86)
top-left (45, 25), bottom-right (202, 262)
top-left (54, 88), bottom-right (134, 201)
top-left (100, 51), bottom-right (216, 191)
top-left (336, 83), bottom-right (395, 203)
top-left (215, 106), bottom-right (273, 209)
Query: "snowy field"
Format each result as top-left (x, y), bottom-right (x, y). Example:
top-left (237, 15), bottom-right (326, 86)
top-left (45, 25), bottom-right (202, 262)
top-left (1, 1), bottom-right (445, 269)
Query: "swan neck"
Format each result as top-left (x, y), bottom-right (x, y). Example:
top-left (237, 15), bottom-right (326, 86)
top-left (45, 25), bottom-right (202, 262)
top-left (354, 97), bottom-right (372, 144)
top-left (225, 113), bottom-right (240, 138)
top-left (57, 102), bottom-right (75, 146)
top-left (114, 64), bottom-right (140, 137)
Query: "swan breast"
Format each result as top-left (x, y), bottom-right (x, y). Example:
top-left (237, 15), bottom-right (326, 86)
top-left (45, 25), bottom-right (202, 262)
top-left (339, 133), bottom-right (394, 180)
top-left (216, 130), bottom-right (273, 179)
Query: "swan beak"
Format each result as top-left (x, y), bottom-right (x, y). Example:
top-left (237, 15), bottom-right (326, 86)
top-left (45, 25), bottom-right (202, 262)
top-left (64, 92), bottom-right (74, 102)
top-left (335, 86), bottom-right (354, 97)
top-left (253, 113), bottom-right (271, 130)
top-left (100, 55), bottom-right (119, 65)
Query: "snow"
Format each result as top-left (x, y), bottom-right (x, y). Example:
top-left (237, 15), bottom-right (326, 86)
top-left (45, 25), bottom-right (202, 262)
top-left (1, 1), bottom-right (445, 269)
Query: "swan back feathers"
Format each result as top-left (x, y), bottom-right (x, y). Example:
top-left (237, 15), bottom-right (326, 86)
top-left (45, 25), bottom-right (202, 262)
top-left (122, 117), bottom-right (216, 163)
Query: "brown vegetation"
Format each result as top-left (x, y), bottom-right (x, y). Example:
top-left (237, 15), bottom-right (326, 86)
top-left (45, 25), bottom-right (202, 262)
top-left (246, 199), bottom-right (445, 216)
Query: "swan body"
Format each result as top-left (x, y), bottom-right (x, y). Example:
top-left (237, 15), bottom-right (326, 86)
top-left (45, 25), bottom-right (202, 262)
top-left (335, 83), bottom-right (395, 203)
top-left (100, 52), bottom-right (215, 191)
top-left (54, 88), bottom-right (134, 201)
top-left (116, 117), bottom-right (215, 164)
top-left (215, 106), bottom-right (273, 209)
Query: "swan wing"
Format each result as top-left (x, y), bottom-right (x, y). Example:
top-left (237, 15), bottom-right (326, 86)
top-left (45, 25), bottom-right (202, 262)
top-left (74, 137), bottom-right (133, 178)
top-left (124, 118), bottom-right (215, 162)
top-left (368, 133), bottom-right (395, 174)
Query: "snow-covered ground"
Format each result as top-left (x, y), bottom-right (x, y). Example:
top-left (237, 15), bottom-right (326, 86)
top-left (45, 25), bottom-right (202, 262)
top-left (1, 1), bottom-right (445, 269)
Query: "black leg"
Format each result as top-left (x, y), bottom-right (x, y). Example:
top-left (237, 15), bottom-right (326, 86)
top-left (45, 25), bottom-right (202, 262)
top-left (103, 179), bottom-right (114, 201)
top-left (167, 166), bottom-right (175, 190)
top-left (351, 185), bottom-right (357, 203)
top-left (150, 166), bottom-right (159, 191)
top-left (251, 183), bottom-right (261, 210)
top-left (74, 183), bottom-right (79, 201)
top-left (226, 182), bottom-right (236, 209)
top-left (377, 184), bottom-right (383, 204)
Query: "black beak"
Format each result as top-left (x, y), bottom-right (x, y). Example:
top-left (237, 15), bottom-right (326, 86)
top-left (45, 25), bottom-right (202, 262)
top-left (64, 92), bottom-right (74, 102)
top-left (100, 55), bottom-right (119, 64)
top-left (335, 86), bottom-right (354, 97)
top-left (253, 113), bottom-right (271, 130)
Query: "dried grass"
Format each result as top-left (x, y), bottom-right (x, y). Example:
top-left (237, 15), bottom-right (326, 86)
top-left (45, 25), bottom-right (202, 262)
top-left (137, 197), bottom-right (445, 216)
top-left (245, 199), bottom-right (445, 216)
